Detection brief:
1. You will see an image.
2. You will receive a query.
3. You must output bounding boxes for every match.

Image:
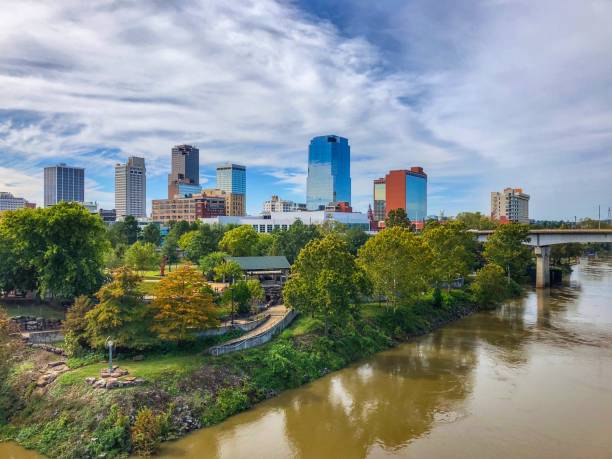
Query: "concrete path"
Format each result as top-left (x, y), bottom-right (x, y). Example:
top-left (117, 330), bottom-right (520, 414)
top-left (219, 305), bottom-right (287, 347)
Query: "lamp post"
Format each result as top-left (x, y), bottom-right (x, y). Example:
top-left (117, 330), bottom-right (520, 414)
top-left (105, 337), bottom-right (114, 374)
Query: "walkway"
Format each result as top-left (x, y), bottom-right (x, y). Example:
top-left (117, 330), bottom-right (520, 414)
top-left (208, 305), bottom-right (297, 356)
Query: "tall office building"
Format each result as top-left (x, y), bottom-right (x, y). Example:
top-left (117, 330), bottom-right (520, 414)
top-left (216, 163), bottom-right (246, 215)
top-left (44, 163), bottom-right (84, 207)
top-left (306, 135), bottom-right (351, 210)
top-left (385, 167), bottom-right (427, 222)
top-left (491, 188), bottom-right (529, 224)
top-left (115, 156), bottom-right (146, 218)
top-left (168, 144), bottom-right (199, 198)
top-left (373, 177), bottom-right (386, 222)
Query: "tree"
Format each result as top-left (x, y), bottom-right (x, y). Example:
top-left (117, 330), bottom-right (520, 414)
top-left (343, 227), bottom-right (369, 256)
top-left (357, 226), bottom-right (432, 308)
top-left (0, 202), bottom-right (108, 301)
top-left (160, 233), bottom-right (180, 270)
top-left (422, 221), bottom-right (476, 290)
top-left (63, 295), bottom-right (95, 350)
top-left (254, 233), bottom-right (275, 256)
top-left (224, 279), bottom-right (265, 315)
top-left (483, 223), bottom-right (532, 282)
top-left (284, 233), bottom-right (365, 334)
top-left (199, 251), bottom-right (228, 280)
top-left (219, 225), bottom-right (259, 256)
top-left (455, 212), bottom-right (497, 230)
top-left (384, 208), bottom-right (413, 230)
top-left (470, 264), bottom-right (509, 308)
top-left (109, 215), bottom-right (141, 246)
top-left (141, 223), bottom-right (162, 246)
top-left (269, 219), bottom-right (321, 263)
top-left (150, 265), bottom-right (218, 341)
top-left (178, 224), bottom-right (225, 263)
top-left (214, 260), bottom-right (243, 283)
top-left (124, 241), bottom-right (161, 273)
top-left (86, 267), bottom-right (152, 349)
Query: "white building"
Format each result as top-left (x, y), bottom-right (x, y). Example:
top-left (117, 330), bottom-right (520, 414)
top-left (83, 201), bottom-right (98, 213)
top-left (491, 188), bottom-right (530, 224)
top-left (262, 195), bottom-right (307, 214)
top-left (0, 192), bottom-right (31, 211)
top-left (115, 156), bottom-right (146, 218)
top-left (201, 210), bottom-right (370, 233)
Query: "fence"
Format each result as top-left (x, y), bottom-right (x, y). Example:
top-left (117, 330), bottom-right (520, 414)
top-left (198, 313), bottom-right (270, 337)
top-left (208, 309), bottom-right (298, 356)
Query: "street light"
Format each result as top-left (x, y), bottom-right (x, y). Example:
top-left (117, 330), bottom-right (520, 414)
top-left (105, 337), bottom-right (114, 374)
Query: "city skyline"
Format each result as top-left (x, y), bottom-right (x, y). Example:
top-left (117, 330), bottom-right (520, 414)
top-left (0, 1), bottom-right (610, 219)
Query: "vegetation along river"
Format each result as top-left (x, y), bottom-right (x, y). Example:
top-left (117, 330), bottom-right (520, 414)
top-left (3, 255), bottom-right (612, 458)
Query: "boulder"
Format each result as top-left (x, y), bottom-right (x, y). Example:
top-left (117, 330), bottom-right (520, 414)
top-left (105, 378), bottom-right (119, 389)
top-left (85, 377), bottom-right (96, 385)
top-left (48, 360), bottom-right (67, 368)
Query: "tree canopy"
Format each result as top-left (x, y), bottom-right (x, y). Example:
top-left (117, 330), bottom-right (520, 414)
top-left (141, 223), bottom-right (162, 246)
top-left (151, 265), bottom-right (218, 341)
top-left (124, 241), bottom-right (160, 273)
top-left (483, 223), bottom-right (532, 282)
top-left (219, 225), bottom-right (259, 256)
top-left (269, 219), bottom-right (321, 263)
top-left (384, 208), bottom-right (414, 230)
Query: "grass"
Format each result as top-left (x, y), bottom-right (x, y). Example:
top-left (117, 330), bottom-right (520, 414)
top-left (280, 315), bottom-right (322, 338)
top-left (0, 302), bottom-right (66, 319)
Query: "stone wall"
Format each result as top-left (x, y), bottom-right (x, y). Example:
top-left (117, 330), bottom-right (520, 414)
top-left (10, 316), bottom-right (62, 332)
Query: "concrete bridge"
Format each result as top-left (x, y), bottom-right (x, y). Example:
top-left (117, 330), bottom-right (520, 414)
top-left (472, 229), bottom-right (612, 288)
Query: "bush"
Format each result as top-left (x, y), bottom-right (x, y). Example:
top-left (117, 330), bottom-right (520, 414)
top-left (202, 387), bottom-right (251, 426)
top-left (470, 263), bottom-right (510, 309)
top-left (131, 406), bottom-right (164, 457)
top-left (87, 405), bottom-right (131, 458)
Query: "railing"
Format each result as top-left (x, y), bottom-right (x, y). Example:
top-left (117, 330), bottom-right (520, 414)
top-left (198, 313), bottom-right (270, 337)
top-left (209, 309), bottom-right (298, 356)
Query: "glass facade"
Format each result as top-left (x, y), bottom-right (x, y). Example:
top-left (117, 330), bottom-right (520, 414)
top-left (306, 135), bottom-right (351, 210)
top-left (177, 183), bottom-right (202, 197)
top-left (44, 164), bottom-right (84, 207)
top-left (216, 163), bottom-right (246, 194)
top-left (405, 172), bottom-right (427, 222)
top-left (373, 179), bottom-right (386, 221)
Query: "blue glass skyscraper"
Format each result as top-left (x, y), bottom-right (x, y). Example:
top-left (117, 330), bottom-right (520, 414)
top-left (306, 135), bottom-right (351, 210)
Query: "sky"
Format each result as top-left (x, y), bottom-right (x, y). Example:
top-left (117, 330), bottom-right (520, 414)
top-left (0, 0), bottom-right (611, 220)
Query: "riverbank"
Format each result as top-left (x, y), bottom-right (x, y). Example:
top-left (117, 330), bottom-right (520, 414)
top-left (1, 290), bottom-right (482, 458)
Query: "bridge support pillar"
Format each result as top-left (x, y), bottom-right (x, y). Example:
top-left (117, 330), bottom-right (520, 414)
top-left (534, 246), bottom-right (551, 288)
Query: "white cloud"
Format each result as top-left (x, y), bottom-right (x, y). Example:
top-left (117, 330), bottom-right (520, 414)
top-left (0, 0), bottom-right (610, 218)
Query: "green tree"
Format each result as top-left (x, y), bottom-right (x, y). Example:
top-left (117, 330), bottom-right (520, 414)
top-left (199, 251), bottom-right (228, 280)
top-left (178, 224), bottom-right (225, 263)
top-left (422, 221), bottom-right (476, 290)
top-left (470, 263), bottom-right (509, 308)
top-left (161, 233), bottom-right (180, 270)
top-left (124, 241), bottom-right (161, 274)
top-left (384, 208), bottom-right (413, 230)
top-left (284, 233), bottom-right (365, 334)
top-left (224, 278), bottom-right (265, 315)
top-left (254, 233), bottom-right (275, 256)
top-left (483, 223), bottom-right (532, 282)
top-left (219, 225), bottom-right (259, 256)
top-left (151, 265), bottom-right (218, 341)
top-left (269, 219), bottom-right (321, 263)
top-left (62, 295), bottom-right (94, 351)
top-left (214, 260), bottom-right (243, 283)
top-left (0, 202), bottom-right (108, 301)
top-left (141, 223), bottom-right (162, 246)
top-left (455, 212), bottom-right (497, 230)
top-left (357, 226), bottom-right (432, 308)
top-left (86, 267), bottom-right (152, 349)
top-left (343, 227), bottom-right (369, 256)
top-left (109, 215), bottom-right (141, 246)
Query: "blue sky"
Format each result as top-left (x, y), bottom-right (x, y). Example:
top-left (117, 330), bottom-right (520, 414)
top-left (0, 0), bottom-right (611, 219)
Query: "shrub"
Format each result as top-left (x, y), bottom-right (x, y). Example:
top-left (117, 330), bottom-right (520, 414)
top-left (87, 405), bottom-right (131, 458)
top-left (470, 263), bottom-right (510, 309)
top-left (131, 406), bottom-right (164, 457)
top-left (202, 387), bottom-right (251, 426)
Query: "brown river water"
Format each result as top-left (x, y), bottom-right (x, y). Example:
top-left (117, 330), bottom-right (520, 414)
top-left (3, 255), bottom-right (612, 458)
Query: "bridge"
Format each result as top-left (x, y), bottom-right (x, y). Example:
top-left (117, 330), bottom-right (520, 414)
top-left (472, 229), bottom-right (612, 288)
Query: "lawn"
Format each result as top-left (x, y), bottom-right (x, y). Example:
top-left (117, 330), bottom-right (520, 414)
top-left (0, 301), bottom-right (66, 319)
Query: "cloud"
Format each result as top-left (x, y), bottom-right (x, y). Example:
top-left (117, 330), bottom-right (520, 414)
top-left (0, 0), bottom-right (610, 218)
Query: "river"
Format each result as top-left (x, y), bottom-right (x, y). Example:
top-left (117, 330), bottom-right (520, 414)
top-left (3, 256), bottom-right (612, 458)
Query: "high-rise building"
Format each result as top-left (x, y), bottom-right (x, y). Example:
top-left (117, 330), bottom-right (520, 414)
top-left (216, 163), bottom-right (246, 215)
top-left (491, 188), bottom-right (530, 224)
top-left (168, 145), bottom-right (199, 198)
top-left (385, 167), bottom-right (427, 222)
top-left (0, 192), bottom-right (33, 211)
top-left (306, 135), bottom-right (351, 210)
top-left (262, 195), bottom-right (307, 214)
top-left (115, 156), bottom-right (146, 218)
top-left (373, 177), bottom-right (386, 222)
top-left (44, 163), bottom-right (84, 207)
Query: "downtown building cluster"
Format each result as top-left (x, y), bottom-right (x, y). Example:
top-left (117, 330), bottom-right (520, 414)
top-left (2, 133), bottom-right (529, 228)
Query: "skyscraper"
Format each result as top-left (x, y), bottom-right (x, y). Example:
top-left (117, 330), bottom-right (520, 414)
top-left (168, 144), bottom-right (199, 198)
top-left (115, 156), bottom-right (146, 218)
top-left (491, 188), bottom-right (529, 224)
top-left (373, 177), bottom-right (386, 222)
top-left (306, 135), bottom-right (351, 210)
top-left (44, 163), bottom-right (84, 207)
top-left (216, 163), bottom-right (246, 215)
top-left (385, 167), bottom-right (427, 222)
